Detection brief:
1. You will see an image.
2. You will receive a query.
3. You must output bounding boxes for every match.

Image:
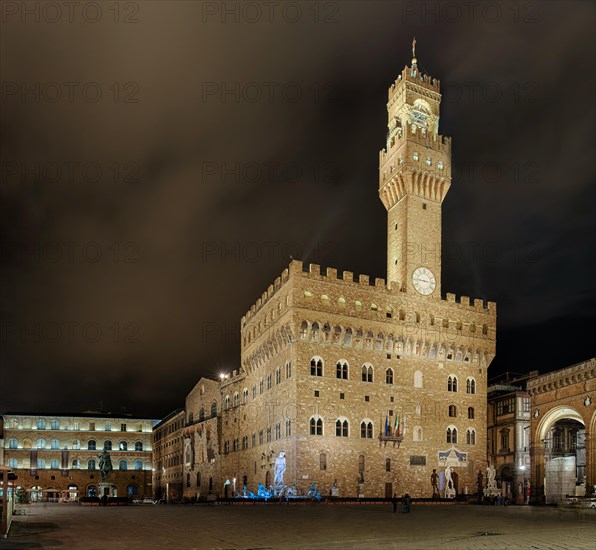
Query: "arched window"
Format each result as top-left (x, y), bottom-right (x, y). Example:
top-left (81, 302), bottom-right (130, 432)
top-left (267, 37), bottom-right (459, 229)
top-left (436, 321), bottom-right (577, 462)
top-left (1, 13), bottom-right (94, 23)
top-left (119, 460), bottom-right (128, 471)
top-left (309, 417), bottom-right (323, 436)
top-left (413, 427), bottom-right (423, 442)
top-left (36, 438), bottom-right (46, 449)
top-left (310, 357), bottom-right (323, 376)
top-left (243, 388), bottom-right (249, 403)
top-left (446, 426), bottom-right (458, 444)
top-left (233, 392), bottom-right (239, 407)
top-left (468, 407), bottom-right (475, 419)
top-left (37, 419), bottom-right (46, 430)
top-left (211, 402), bottom-right (217, 417)
top-left (50, 419), bottom-right (59, 430)
top-left (199, 407), bottom-right (205, 422)
top-left (385, 368), bottom-right (393, 384)
top-left (466, 377), bottom-right (476, 394)
top-left (360, 421), bottom-right (373, 439)
top-left (447, 375), bottom-right (458, 392)
top-left (414, 371), bottom-right (423, 388)
top-left (361, 364), bottom-right (373, 382)
top-left (50, 438), bottom-right (60, 450)
top-left (119, 441), bottom-right (128, 451)
top-left (466, 429), bottom-right (476, 445)
top-left (72, 459), bottom-right (80, 469)
top-left (134, 441), bottom-right (143, 451)
top-left (188, 412), bottom-right (194, 423)
top-left (335, 419), bottom-right (349, 437)
top-left (224, 395), bottom-right (230, 409)
top-left (320, 453), bottom-right (327, 470)
top-left (87, 485), bottom-right (97, 497)
top-left (104, 440), bottom-right (112, 451)
top-left (8, 438), bottom-right (17, 449)
top-left (336, 361), bottom-right (348, 379)
top-left (88, 459), bottom-right (96, 470)
top-left (88, 440), bottom-right (96, 451)
top-left (8, 458), bottom-right (18, 469)
top-left (449, 405), bottom-right (457, 418)
top-left (38, 459), bottom-right (46, 468)
top-left (50, 459), bottom-right (60, 469)
top-left (386, 458), bottom-right (391, 472)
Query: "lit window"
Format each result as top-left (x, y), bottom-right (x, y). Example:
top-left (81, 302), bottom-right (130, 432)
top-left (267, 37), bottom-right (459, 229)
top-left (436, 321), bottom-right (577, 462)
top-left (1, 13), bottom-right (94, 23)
top-left (425, 157), bottom-right (432, 166)
top-left (438, 161), bottom-right (444, 170)
top-left (413, 152), bottom-right (419, 161)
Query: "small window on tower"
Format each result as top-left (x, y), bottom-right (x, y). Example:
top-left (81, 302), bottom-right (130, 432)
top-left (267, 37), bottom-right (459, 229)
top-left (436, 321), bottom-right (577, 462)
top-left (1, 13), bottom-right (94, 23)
top-left (413, 152), bottom-right (419, 161)
top-left (422, 203), bottom-right (427, 210)
top-left (365, 396), bottom-right (370, 402)
top-left (438, 161), bottom-right (444, 170)
top-left (426, 157), bottom-right (432, 166)
top-left (340, 393), bottom-right (345, 400)
top-left (314, 390), bottom-right (320, 398)
top-left (395, 223), bottom-right (398, 231)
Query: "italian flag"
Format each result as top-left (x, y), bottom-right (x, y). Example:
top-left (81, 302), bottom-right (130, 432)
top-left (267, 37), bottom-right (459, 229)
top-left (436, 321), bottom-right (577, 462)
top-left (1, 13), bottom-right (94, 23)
top-left (394, 413), bottom-right (399, 437)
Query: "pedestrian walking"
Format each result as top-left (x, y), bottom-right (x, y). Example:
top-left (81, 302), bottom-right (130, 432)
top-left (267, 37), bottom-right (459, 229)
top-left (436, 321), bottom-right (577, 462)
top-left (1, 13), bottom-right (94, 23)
top-left (402, 493), bottom-right (411, 513)
top-left (392, 492), bottom-right (397, 513)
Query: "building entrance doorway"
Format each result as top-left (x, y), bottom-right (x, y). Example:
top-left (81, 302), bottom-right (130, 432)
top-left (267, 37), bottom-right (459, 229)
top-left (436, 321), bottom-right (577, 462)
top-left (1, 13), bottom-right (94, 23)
top-left (385, 483), bottom-right (393, 499)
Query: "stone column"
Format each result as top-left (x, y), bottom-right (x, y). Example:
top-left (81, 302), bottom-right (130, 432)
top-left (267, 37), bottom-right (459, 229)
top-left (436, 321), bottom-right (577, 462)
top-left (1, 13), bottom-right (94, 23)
top-left (585, 431), bottom-right (594, 496)
top-left (530, 441), bottom-right (545, 504)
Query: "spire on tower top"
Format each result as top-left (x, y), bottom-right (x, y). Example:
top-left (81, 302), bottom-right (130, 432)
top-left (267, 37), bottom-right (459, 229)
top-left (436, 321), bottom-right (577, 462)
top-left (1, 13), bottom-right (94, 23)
top-left (411, 36), bottom-right (417, 65)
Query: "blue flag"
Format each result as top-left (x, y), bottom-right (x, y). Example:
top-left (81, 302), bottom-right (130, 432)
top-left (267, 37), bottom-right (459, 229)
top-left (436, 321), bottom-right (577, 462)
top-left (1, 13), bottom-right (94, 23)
top-left (385, 415), bottom-right (389, 436)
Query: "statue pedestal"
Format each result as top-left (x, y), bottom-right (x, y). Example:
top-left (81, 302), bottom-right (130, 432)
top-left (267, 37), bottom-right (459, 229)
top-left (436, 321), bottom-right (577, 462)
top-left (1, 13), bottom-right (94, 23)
top-left (270, 485), bottom-right (286, 497)
top-left (485, 483), bottom-right (500, 498)
top-left (444, 487), bottom-right (456, 499)
top-left (98, 483), bottom-right (116, 498)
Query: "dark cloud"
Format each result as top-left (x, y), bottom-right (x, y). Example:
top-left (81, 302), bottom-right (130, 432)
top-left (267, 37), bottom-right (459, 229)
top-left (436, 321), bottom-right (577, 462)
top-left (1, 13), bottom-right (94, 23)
top-left (1, 1), bottom-right (594, 417)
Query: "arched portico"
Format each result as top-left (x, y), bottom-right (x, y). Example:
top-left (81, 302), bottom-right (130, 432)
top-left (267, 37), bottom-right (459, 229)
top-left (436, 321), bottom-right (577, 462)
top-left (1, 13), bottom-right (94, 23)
top-left (532, 406), bottom-right (586, 504)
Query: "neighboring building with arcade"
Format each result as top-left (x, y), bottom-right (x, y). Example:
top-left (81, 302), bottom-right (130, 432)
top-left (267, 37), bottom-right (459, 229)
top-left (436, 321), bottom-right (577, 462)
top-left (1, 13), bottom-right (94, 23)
top-left (528, 358), bottom-right (595, 503)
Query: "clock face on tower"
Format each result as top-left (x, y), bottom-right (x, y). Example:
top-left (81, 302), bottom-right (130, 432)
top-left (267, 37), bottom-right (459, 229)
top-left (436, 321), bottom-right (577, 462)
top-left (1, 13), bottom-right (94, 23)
top-left (412, 267), bottom-right (436, 296)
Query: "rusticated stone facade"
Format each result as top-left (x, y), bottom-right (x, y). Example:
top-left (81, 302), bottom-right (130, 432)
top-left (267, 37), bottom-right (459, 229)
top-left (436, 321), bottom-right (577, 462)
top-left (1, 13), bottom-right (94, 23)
top-left (183, 50), bottom-right (497, 500)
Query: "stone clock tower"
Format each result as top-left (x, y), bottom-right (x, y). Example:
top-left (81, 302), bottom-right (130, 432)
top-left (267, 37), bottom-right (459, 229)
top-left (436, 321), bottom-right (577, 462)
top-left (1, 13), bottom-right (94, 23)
top-left (379, 40), bottom-right (452, 296)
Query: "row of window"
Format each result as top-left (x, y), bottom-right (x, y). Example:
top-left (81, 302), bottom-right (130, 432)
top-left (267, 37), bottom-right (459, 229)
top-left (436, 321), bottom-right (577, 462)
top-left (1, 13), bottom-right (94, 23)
top-left (223, 363), bottom-right (292, 410)
top-left (6, 438), bottom-right (145, 451)
top-left (308, 417), bottom-right (477, 445)
top-left (10, 419), bottom-right (133, 431)
top-left (312, 358), bottom-right (477, 394)
top-left (299, 319), bottom-right (488, 340)
top-left (224, 420), bottom-right (292, 454)
top-left (6, 458), bottom-right (144, 470)
top-left (449, 406), bottom-right (475, 419)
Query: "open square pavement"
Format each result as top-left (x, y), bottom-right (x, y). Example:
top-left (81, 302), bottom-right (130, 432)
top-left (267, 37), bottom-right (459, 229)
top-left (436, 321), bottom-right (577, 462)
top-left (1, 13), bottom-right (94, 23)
top-left (1, 502), bottom-right (595, 550)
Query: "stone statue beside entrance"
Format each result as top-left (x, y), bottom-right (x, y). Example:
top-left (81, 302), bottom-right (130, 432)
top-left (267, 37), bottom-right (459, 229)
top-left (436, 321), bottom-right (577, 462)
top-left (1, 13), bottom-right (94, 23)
top-left (273, 451), bottom-right (286, 485)
top-left (444, 465), bottom-right (456, 498)
top-left (431, 469), bottom-right (439, 498)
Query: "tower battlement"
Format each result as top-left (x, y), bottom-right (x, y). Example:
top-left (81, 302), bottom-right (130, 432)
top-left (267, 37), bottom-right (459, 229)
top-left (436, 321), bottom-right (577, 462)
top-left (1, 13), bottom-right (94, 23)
top-left (388, 64), bottom-right (441, 102)
top-left (241, 260), bottom-right (496, 326)
top-left (379, 122), bottom-right (451, 166)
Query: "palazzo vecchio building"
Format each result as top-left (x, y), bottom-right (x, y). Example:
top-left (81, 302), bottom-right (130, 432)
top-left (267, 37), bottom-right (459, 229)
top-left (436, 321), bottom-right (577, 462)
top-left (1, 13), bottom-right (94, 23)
top-left (179, 48), bottom-right (496, 500)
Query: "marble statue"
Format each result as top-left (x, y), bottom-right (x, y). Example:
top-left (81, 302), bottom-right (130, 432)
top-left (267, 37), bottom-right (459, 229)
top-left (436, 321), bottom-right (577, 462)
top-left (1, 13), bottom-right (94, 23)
top-left (444, 466), bottom-right (453, 490)
top-left (273, 451), bottom-right (286, 485)
top-left (431, 468), bottom-right (439, 497)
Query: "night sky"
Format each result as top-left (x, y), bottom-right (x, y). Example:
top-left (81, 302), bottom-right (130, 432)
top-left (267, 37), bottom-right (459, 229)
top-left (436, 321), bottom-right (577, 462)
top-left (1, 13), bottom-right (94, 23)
top-left (1, 1), bottom-right (594, 419)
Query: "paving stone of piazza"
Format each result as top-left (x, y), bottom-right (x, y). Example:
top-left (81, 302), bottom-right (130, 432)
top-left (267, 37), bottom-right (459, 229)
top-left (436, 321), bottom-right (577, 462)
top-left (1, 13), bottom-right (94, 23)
top-left (1, 502), bottom-right (595, 550)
